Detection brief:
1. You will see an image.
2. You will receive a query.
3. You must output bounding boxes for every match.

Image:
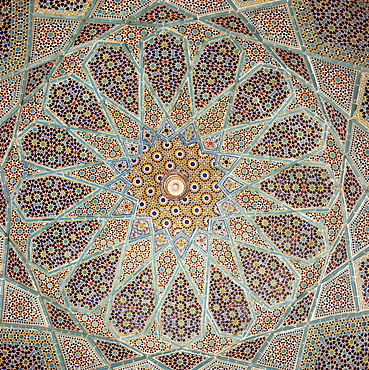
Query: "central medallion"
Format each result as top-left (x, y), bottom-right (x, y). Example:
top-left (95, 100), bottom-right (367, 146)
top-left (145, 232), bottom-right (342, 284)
top-left (125, 136), bottom-right (226, 236)
top-left (160, 170), bottom-right (189, 201)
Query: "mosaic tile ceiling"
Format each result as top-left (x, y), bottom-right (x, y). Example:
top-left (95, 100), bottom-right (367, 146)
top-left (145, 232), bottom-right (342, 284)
top-left (1, 0), bottom-right (369, 369)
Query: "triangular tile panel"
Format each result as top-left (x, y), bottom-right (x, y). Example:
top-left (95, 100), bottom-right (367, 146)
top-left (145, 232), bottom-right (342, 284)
top-left (244, 4), bottom-right (299, 47)
top-left (31, 18), bottom-right (79, 62)
top-left (257, 329), bottom-right (304, 370)
top-left (2, 282), bottom-right (47, 326)
top-left (311, 58), bottom-right (357, 113)
top-left (314, 268), bottom-right (355, 318)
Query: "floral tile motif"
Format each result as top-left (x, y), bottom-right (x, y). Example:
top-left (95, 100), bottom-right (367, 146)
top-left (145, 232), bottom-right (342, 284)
top-left (0, 1), bottom-right (368, 369)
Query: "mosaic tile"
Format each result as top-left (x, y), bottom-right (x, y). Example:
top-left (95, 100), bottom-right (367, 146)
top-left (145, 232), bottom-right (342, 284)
top-left (2, 282), bottom-right (47, 326)
top-left (155, 351), bottom-right (208, 370)
top-left (293, 0), bottom-right (369, 68)
top-left (282, 291), bottom-right (315, 327)
top-left (0, 233), bottom-right (4, 275)
top-left (201, 361), bottom-right (249, 370)
top-left (308, 131), bottom-right (343, 181)
top-left (229, 67), bottom-right (290, 126)
top-left (286, 76), bottom-right (322, 116)
top-left (191, 322), bottom-right (234, 354)
top-left (356, 73), bottom-right (369, 127)
top-left (31, 219), bottom-right (101, 271)
top-left (67, 162), bottom-right (116, 185)
top-left (19, 89), bottom-right (50, 132)
top-left (238, 38), bottom-right (280, 71)
top-left (138, 5), bottom-right (190, 23)
top-left (244, 4), bottom-right (299, 47)
top-left (6, 245), bottom-right (36, 288)
top-left (355, 254), bottom-right (369, 311)
top-left (110, 265), bottom-right (155, 335)
top-left (252, 112), bottom-right (323, 159)
top-left (257, 328), bottom-right (304, 370)
top-left (197, 95), bottom-right (229, 136)
top-left (313, 268), bottom-right (355, 319)
top-left (343, 163), bottom-right (364, 214)
top-left (0, 328), bottom-right (59, 369)
top-left (117, 362), bottom-right (162, 370)
top-left (45, 302), bottom-right (81, 331)
top-left (311, 58), bottom-right (357, 113)
top-left (73, 305), bottom-right (115, 337)
top-left (171, 0), bottom-right (231, 15)
top-left (258, 164), bottom-right (335, 209)
top-left (1, 2), bottom-right (368, 369)
top-left (96, 339), bottom-right (138, 363)
top-left (47, 77), bottom-right (112, 131)
top-left (223, 336), bottom-right (266, 363)
top-left (208, 265), bottom-right (251, 335)
top-left (233, 157), bottom-right (284, 183)
top-left (237, 244), bottom-right (294, 305)
top-left (274, 48), bottom-right (311, 81)
top-left (349, 197), bottom-right (369, 255)
top-left (73, 22), bottom-right (116, 46)
top-left (105, 25), bottom-right (155, 63)
top-left (145, 32), bottom-right (187, 106)
top-left (221, 122), bottom-right (265, 154)
top-left (127, 321), bottom-right (173, 354)
top-left (193, 37), bottom-right (240, 109)
top-left (325, 234), bottom-right (349, 276)
top-left (126, 136), bottom-right (225, 236)
top-left (324, 100), bottom-right (349, 143)
top-left (21, 123), bottom-right (97, 169)
top-left (33, 266), bottom-right (70, 305)
top-left (301, 316), bottom-right (369, 369)
top-left (121, 237), bottom-right (152, 280)
top-left (0, 114), bottom-right (17, 162)
top-left (170, 82), bottom-right (192, 128)
top-left (206, 14), bottom-right (252, 37)
top-left (25, 60), bottom-right (56, 97)
top-left (212, 236), bottom-right (239, 272)
top-left (161, 271), bottom-right (202, 343)
top-left (52, 47), bottom-right (90, 81)
top-left (0, 180), bottom-right (7, 227)
top-left (16, 175), bottom-right (94, 219)
top-left (35, 0), bottom-right (94, 15)
top-left (88, 219), bottom-right (129, 254)
top-left (0, 0), bottom-right (29, 76)
top-left (66, 247), bottom-right (121, 310)
top-left (174, 22), bottom-right (222, 60)
top-left (31, 18), bottom-right (79, 62)
top-left (228, 216), bottom-right (271, 249)
top-left (254, 213), bottom-right (325, 260)
top-left (306, 196), bottom-right (345, 244)
top-left (349, 125), bottom-right (369, 182)
top-left (56, 334), bottom-right (104, 370)
top-left (292, 257), bottom-right (326, 296)
top-left (88, 44), bottom-right (140, 115)
top-left (0, 75), bottom-right (21, 121)
top-left (92, 0), bottom-right (154, 19)
top-left (249, 302), bottom-right (285, 334)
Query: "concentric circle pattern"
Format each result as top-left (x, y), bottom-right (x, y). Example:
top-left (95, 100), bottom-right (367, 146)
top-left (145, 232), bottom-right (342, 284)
top-left (1, 1), bottom-right (369, 369)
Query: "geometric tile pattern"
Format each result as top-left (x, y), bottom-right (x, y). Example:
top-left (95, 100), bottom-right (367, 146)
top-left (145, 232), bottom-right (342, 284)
top-left (1, 1), bottom-right (368, 369)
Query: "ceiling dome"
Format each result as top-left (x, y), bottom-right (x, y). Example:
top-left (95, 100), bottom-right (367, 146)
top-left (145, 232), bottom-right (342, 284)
top-left (1, 1), bottom-right (369, 369)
